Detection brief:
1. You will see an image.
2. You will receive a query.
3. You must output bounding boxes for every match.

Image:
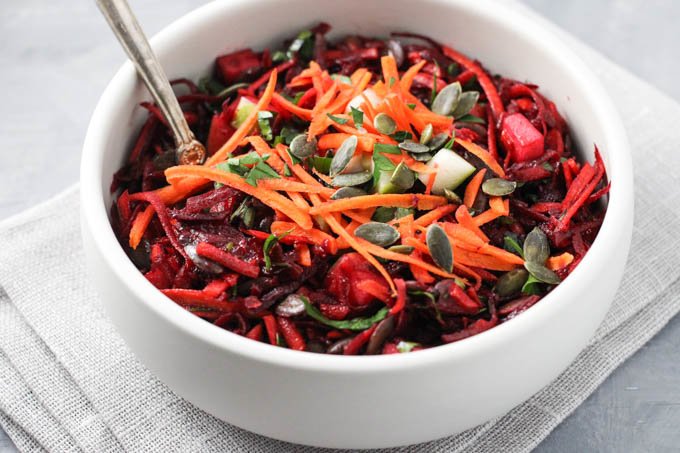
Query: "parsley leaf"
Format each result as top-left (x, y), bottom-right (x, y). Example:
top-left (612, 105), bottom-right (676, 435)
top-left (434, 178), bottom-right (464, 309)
top-left (303, 299), bottom-right (389, 330)
top-left (326, 113), bottom-right (349, 125)
top-left (350, 107), bottom-right (364, 129)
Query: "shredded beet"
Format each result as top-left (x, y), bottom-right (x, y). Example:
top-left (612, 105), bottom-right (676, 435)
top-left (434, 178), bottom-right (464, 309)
top-left (110, 24), bottom-right (608, 355)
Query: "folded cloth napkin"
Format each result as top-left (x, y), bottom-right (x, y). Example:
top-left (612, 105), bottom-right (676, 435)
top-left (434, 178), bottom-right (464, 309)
top-left (2, 2), bottom-right (680, 452)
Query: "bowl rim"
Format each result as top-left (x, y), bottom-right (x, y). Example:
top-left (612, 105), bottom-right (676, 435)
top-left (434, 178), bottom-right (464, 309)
top-left (81, 0), bottom-right (633, 373)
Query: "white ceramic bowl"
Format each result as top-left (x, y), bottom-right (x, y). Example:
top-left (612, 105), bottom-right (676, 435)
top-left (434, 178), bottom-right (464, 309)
top-left (81, 0), bottom-right (634, 448)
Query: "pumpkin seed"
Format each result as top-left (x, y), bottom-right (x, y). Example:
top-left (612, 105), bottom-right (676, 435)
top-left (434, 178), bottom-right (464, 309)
top-left (327, 337), bottom-right (352, 354)
top-left (331, 171), bottom-right (372, 187)
top-left (354, 222), bottom-right (400, 247)
top-left (386, 39), bottom-right (404, 67)
top-left (443, 188), bottom-right (463, 204)
top-left (394, 207), bottom-right (414, 219)
top-left (524, 261), bottom-right (561, 285)
top-left (399, 140), bottom-right (431, 154)
top-left (305, 341), bottom-right (326, 353)
top-left (331, 186), bottom-right (367, 200)
top-left (419, 123), bottom-right (434, 145)
top-left (275, 294), bottom-right (307, 317)
top-left (374, 113), bottom-right (397, 135)
top-left (482, 178), bottom-right (517, 196)
top-left (289, 134), bottom-right (317, 159)
top-left (366, 316), bottom-right (396, 354)
top-left (451, 91), bottom-right (480, 118)
top-left (428, 133), bottom-right (450, 151)
top-left (426, 224), bottom-right (453, 272)
top-left (390, 161), bottom-right (416, 190)
top-left (329, 135), bottom-right (358, 176)
top-left (495, 268), bottom-right (529, 297)
top-left (184, 244), bottom-right (223, 274)
top-left (411, 152), bottom-right (434, 162)
top-left (387, 245), bottom-right (415, 254)
top-left (523, 227), bottom-right (550, 264)
top-left (431, 82), bottom-right (462, 116)
top-left (372, 206), bottom-right (396, 223)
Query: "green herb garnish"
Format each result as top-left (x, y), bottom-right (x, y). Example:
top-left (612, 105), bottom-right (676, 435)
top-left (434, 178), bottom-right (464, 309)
top-left (257, 111), bottom-right (274, 141)
top-left (304, 299), bottom-right (389, 330)
top-left (326, 113), bottom-right (349, 125)
top-left (504, 234), bottom-right (524, 258)
top-left (350, 107), bottom-right (364, 129)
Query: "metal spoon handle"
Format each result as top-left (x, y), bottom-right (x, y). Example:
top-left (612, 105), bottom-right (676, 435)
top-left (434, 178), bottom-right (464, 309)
top-left (96, 0), bottom-right (204, 163)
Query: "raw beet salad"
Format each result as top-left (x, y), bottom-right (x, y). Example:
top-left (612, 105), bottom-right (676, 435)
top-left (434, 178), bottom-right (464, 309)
top-left (111, 24), bottom-right (609, 355)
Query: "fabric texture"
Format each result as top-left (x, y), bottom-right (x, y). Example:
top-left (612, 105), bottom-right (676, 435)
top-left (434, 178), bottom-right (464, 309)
top-left (1, 2), bottom-right (680, 451)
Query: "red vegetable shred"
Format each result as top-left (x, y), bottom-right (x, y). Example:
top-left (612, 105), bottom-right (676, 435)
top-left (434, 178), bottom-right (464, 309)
top-left (110, 24), bottom-right (608, 355)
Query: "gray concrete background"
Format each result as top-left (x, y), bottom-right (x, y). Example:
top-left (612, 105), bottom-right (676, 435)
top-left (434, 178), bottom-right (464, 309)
top-left (0, 1), bottom-right (678, 451)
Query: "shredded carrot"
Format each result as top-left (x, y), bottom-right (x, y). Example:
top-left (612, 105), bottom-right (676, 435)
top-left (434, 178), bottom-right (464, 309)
top-left (390, 278), bottom-right (407, 315)
top-left (489, 196), bottom-right (508, 215)
top-left (356, 279), bottom-right (390, 301)
top-left (271, 93), bottom-right (313, 120)
top-left (400, 60), bottom-right (428, 91)
top-left (547, 252), bottom-right (574, 270)
top-left (425, 168), bottom-right (437, 195)
top-left (259, 179), bottom-right (333, 195)
top-left (453, 247), bottom-right (518, 271)
top-left (464, 169), bottom-right (487, 208)
top-left (380, 55), bottom-right (401, 92)
top-left (308, 81), bottom-right (339, 138)
top-left (472, 209), bottom-right (502, 227)
top-left (318, 133), bottom-right (375, 153)
top-left (271, 221), bottom-right (338, 254)
top-left (165, 166), bottom-right (313, 230)
top-left (295, 242), bottom-right (312, 267)
top-left (245, 136), bottom-right (286, 173)
top-left (129, 205), bottom-right (155, 249)
top-left (309, 194), bottom-right (448, 216)
top-left (411, 251), bottom-right (436, 285)
top-left (456, 139), bottom-right (505, 177)
top-left (413, 204), bottom-right (457, 227)
top-left (455, 205), bottom-right (489, 242)
top-left (357, 237), bottom-right (465, 281)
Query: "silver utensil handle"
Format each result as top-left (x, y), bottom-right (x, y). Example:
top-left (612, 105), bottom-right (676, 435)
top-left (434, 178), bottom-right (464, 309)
top-left (96, 0), bottom-right (195, 148)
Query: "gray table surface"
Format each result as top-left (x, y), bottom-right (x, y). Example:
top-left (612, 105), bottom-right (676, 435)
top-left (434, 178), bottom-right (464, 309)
top-left (1, 1), bottom-right (678, 451)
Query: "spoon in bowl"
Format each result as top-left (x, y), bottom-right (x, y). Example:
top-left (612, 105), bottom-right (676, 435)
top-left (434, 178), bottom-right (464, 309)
top-left (96, 0), bottom-right (206, 165)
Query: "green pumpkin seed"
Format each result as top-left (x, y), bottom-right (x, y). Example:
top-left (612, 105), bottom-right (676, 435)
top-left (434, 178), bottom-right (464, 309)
top-left (482, 178), bottom-right (517, 196)
top-left (329, 135), bottom-right (358, 177)
top-left (289, 134), bottom-right (317, 159)
top-left (311, 156), bottom-right (332, 174)
top-left (426, 224), bottom-right (453, 272)
top-left (524, 261), bottom-right (561, 285)
top-left (495, 268), bottom-right (529, 297)
top-left (420, 123), bottom-right (434, 145)
top-left (354, 222), bottom-right (400, 247)
top-left (330, 186), bottom-right (367, 200)
top-left (431, 82), bottom-right (462, 116)
top-left (523, 227), bottom-right (550, 264)
top-left (411, 152), bottom-right (434, 162)
top-left (443, 188), bottom-right (463, 204)
top-left (275, 294), bottom-right (307, 317)
top-left (428, 133), bottom-right (450, 152)
top-left (394, 207), bottom-right (414, 220)
top-left (452, 91), bottom-right (480, 118)
top-left (374, 113), bottom-right (397, 135)
top-left (372, 206), bottom-right (396, 222)
top-left (399, 140), bottom-right (431, 154)
top-left (387, 245), bottom-right (415, 254)
top-left (390, 161), bottom-right (416, 190)
top-left (331, 171), bottom-right (372, 187)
